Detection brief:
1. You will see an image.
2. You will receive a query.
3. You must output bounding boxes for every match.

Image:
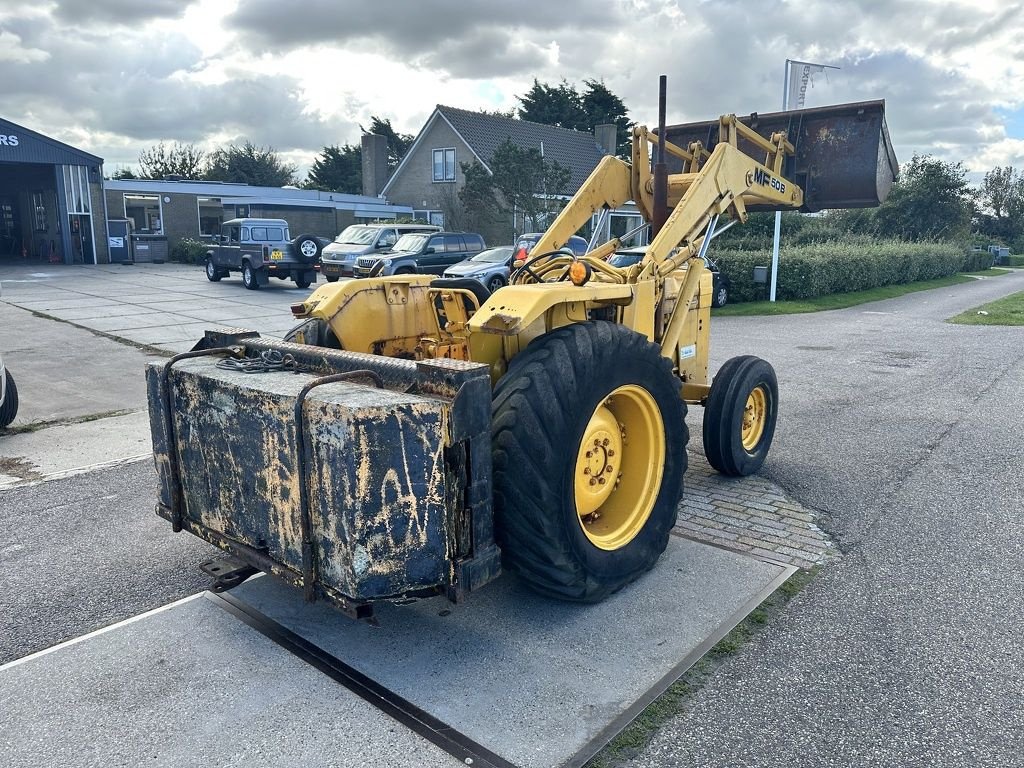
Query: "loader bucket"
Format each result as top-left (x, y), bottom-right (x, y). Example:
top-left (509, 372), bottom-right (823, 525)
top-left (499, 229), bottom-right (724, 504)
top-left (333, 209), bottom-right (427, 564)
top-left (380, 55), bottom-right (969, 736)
top-left (146, 329), bottom-right (500, 618)
top-left (664, 100), bottom-right (898, 212)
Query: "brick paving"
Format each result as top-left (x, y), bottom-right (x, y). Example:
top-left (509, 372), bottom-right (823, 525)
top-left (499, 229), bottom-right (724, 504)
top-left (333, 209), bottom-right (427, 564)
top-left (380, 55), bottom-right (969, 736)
top-left (675, 451), bottom-right (836, 569)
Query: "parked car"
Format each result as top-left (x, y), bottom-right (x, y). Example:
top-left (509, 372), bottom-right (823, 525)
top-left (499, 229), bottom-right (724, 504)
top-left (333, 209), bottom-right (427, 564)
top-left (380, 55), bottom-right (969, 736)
top-left (513, 232), bottom-right (589, 262)
top-left (442, 246), bottom-right (515, 293)
top-left (353, 232), bottom-right (486, 278)
top-left (608, 247), bottom-right (730, 307)
top-left (204, 217), bottom-right (322, 290)
top-left (321, 223), bottom-right (441, 281)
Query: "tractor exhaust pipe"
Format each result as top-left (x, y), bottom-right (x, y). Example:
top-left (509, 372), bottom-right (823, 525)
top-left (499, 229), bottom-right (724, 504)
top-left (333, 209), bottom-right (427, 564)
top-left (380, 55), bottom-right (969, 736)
top-left (651, 74), bottom-right (669, 238)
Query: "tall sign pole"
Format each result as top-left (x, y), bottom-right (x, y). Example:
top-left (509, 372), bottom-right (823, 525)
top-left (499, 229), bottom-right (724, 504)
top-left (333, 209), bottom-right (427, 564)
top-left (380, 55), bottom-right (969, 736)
top-left (769, 59), bottom-right (839, 302)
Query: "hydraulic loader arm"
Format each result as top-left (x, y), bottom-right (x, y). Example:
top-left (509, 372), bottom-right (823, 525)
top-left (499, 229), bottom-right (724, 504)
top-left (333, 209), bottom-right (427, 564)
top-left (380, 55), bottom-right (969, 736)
top-left (525, 155), bottom-right (634, 262)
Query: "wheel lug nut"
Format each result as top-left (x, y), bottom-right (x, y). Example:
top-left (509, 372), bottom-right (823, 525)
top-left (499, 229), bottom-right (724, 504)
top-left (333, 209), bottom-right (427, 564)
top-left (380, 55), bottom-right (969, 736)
top-left (602, 438), bottom-right (609, 446)
top-left (589, 478), bottom-right (597, 486)
top-left (607, 449), bottom-right (615, 457)
top-left (598, 477), bottom-right (606, 485)
top-left (585, 451), bottom-right (592, 458)
top-left (583, 468), bottom-right (591, 475)
top-left (605, 465), bottom-right (613, 473)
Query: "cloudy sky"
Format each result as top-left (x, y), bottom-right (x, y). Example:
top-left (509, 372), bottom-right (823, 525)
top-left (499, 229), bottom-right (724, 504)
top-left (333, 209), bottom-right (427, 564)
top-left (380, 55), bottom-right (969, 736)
top-left (2, 0), bottom-right (1023, 182)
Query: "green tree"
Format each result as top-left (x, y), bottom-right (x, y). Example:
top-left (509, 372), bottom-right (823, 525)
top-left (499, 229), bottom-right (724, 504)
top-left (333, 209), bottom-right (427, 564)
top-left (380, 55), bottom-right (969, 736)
top-left (872, 154), bottom-right (975, 241)
top-left (110, 166), bottom-right (137, 180)
top-left (517, 79), bottom-right (632, 155)
top-left (137, 142), bottom-right (205, 179)
top-left (304, 144), bottom-right (361, 193)
top-left (489, 139), bottom-right (571, 231)
top-left (978, 166), bottom-right (1024, 242)
top-left (458, 160), bottom-right (501, 232)
top-left (517, 79), bottom-right (588, 129)
top-left (203, 141), bottom-right (297, 186)
top-left (580, 79), bottom-right (631, 155)
top-left (362, 116), bottom-right (413, 171)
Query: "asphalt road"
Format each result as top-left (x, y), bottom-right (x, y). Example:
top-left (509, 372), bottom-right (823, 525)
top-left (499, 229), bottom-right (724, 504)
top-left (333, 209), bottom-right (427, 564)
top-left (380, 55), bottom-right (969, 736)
top-left (0, 461), bottom-right (215, 665)
top-left (627, 271), bottom-right (1024, 767)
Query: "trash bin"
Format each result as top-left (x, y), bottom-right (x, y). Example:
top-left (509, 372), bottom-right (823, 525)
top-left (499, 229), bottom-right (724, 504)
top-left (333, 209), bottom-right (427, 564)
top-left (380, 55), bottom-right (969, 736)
top-left (131, 235), bottom-right (168, 264)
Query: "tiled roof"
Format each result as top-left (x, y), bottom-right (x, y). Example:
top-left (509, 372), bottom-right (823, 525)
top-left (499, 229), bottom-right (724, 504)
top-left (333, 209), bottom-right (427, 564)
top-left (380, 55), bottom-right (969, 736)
top-left (436, 105), bottom-right (606, 194)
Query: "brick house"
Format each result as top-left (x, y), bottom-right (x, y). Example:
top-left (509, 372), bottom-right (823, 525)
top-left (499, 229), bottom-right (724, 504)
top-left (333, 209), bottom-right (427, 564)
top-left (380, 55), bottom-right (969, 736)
top-left (375, 106), bottom-right (643, 246)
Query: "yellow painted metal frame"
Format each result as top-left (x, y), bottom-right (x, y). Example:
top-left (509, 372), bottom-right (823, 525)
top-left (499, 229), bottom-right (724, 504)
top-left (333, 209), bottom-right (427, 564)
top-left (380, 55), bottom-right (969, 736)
top-left (295, 114), bottom-right (805, 401)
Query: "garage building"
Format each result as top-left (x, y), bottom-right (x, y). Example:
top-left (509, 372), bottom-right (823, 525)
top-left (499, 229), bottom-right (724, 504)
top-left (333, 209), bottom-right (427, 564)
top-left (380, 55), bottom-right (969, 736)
top-left (0, 117), bottom-right (107, 265)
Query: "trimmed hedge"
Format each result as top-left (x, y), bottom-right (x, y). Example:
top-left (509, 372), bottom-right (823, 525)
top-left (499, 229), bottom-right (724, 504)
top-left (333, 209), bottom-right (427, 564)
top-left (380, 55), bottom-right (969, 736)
top-left (714, 240), bottom-right (968, 303)
top-left (169, 238), bottom-right (210, 265)
top-left (961, 249), bottom-right (996, 272)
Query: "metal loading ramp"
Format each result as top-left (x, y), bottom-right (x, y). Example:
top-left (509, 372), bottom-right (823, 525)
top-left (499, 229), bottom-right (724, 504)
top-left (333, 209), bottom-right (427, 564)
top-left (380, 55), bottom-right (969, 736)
top-left (0, 536), bottom-right (793, 768)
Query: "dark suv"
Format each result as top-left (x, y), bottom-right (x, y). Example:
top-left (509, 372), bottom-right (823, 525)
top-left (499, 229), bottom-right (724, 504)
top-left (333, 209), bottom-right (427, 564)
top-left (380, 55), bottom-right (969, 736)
top-left (204, 217), bottom-right (323, 290)
top-left (353, 232), bottom-right (486, 277)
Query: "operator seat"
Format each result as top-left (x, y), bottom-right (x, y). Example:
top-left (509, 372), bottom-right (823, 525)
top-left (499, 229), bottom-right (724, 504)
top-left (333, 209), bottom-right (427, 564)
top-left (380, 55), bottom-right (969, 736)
top-left (429, 278), bottom-right (491, 315)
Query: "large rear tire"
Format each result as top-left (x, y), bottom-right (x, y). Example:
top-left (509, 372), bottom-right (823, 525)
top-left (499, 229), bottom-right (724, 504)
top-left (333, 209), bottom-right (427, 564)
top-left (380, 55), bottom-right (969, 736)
top-left (702, 355), bottom-right (778, 476)
top-left (491, 321), bottom-right (687, 602)
top-left (0, 369), bottom-right (19, 428)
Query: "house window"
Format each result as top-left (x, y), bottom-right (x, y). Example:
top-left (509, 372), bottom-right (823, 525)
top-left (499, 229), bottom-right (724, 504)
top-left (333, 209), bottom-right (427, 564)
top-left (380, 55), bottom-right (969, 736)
top-left (432, 148), bottom-right (456, 182)
top-left (197, 197), bottom-right (222, 237)
top-left (429, 211), bottom-right (445, 227)
top-left (124, 194), bottom-right (162, 234)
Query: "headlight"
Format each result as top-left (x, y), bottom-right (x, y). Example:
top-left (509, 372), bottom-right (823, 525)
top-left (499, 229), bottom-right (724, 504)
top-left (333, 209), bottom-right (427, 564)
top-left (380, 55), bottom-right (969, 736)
top-left (382, 259), bottom-right (392, 267)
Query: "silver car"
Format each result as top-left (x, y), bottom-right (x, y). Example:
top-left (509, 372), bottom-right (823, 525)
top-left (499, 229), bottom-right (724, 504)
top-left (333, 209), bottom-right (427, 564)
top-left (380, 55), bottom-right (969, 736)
top-left (442, 246), bottom-right (515, 293)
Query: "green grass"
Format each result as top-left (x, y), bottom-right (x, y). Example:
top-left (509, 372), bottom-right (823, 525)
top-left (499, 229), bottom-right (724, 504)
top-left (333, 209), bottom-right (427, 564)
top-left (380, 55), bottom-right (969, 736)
top-left (962, 268), bottom-right (1013, 277)
top-left (586, 567), bottom-right (819, 767)
top-left (948, 290), bottom-right (1024, 325)
top-left (713, 274), bottom-right (975, 316)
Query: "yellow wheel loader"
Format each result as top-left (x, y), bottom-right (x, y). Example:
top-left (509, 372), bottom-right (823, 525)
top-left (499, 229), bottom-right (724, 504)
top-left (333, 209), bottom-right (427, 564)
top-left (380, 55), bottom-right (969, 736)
top-left (148, 80), bottom-right (896, 618)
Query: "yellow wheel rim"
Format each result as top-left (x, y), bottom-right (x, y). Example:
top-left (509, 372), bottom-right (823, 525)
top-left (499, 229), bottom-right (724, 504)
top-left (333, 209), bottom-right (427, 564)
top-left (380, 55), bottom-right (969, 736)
top-left (741, 385), bottom-right (768, 451)
top-left (573, 385), bottom-right (666, 551)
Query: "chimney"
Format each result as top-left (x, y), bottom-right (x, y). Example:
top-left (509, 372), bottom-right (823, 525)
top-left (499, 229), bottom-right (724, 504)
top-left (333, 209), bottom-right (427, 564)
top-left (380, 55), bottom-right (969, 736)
top-left (594, 123), bottom-right (617, 156)
top-left (361, 133), bottom-right (389, 197)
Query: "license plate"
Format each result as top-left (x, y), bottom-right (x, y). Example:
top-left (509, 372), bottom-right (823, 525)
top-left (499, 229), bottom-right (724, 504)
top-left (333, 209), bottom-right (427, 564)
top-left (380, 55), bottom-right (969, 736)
top-left (270, 250), bottom-right (284, 260)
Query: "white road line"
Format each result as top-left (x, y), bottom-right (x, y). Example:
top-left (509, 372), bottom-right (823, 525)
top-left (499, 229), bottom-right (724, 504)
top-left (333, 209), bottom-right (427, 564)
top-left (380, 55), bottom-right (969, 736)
top-left (0, 453), bottom-right (152, 490)
top-left (0, 592), bottom-right (206, 672)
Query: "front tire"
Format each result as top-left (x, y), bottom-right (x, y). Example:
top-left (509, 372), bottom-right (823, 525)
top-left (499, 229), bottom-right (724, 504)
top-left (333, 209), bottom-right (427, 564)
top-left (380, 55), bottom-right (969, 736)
top-left (205, 259), bottom-right (223, 282)
top-left (325, 275), bottom-right (339, 283)
top-left (702, 356), bottom-right (778, 476)
top-left (0, 369), bottom-right (19, 428)
top-left (486, 274), bottom-right (506, 293)
top-left (712, 282), bottom-right (729, 308)
top-left (242, 263), bottom-right (260, 290)
top-left (492, 321), bottom-right (687, 602)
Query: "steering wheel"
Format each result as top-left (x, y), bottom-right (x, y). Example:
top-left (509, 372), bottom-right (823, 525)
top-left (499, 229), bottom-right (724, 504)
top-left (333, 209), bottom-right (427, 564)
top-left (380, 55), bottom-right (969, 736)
top-left (510, 249), bottom-right (574, 284)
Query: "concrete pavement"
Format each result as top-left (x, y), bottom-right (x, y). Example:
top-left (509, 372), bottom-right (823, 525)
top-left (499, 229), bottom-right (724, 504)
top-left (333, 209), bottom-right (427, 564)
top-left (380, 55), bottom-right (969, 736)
top-left (0, 262), bottom-right (313, 354)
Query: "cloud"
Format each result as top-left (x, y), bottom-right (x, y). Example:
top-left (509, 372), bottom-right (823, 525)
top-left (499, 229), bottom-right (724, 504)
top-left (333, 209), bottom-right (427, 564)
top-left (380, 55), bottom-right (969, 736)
top-left (2, 1), bottom-right (1024, 180)
top-left (50, 0), bottom-right (187, 25)
top-left (225, 0), bottom-right (623, 77)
